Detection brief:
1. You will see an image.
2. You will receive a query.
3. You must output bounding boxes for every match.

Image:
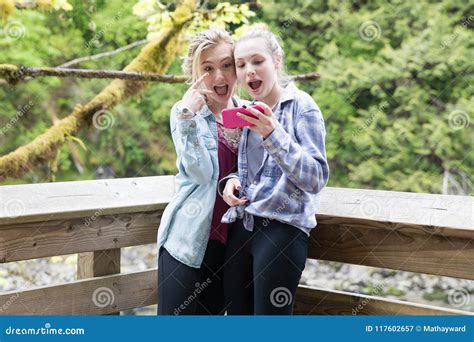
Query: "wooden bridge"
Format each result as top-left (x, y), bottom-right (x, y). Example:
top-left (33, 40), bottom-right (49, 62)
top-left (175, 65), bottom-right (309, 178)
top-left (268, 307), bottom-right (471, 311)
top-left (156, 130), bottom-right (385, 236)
top-left (0, 176), bottom-right (472, 315)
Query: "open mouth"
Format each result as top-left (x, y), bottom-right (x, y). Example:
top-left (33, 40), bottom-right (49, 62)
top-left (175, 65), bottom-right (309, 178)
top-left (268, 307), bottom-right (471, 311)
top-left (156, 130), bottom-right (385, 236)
top-left (214, 85), bottom-right (229, 96)
top-left (248, 80), bottom-right (262, 91)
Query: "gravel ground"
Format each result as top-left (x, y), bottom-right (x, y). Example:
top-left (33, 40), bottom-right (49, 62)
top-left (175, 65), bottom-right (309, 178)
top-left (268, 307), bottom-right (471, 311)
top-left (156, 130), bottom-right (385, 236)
top-left (1, 244), bottom-right (472, 315)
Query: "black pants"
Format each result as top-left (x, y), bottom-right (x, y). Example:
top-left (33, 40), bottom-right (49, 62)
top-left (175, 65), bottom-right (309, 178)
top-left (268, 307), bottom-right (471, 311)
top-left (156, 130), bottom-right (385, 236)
top-left (224, 216), bottom-right (309, 315)
top-left (157, 239), bottom-right (226, 315)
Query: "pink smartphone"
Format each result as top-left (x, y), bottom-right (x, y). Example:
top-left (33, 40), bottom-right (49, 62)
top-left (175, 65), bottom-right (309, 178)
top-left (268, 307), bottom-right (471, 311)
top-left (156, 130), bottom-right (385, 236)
top-left (222, 105), bottom-right (264, 129)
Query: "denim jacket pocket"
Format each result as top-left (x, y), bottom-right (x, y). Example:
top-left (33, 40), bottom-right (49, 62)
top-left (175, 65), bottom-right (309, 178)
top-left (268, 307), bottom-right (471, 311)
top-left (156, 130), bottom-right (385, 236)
top-left (263, 157), bottom-right (283, 178)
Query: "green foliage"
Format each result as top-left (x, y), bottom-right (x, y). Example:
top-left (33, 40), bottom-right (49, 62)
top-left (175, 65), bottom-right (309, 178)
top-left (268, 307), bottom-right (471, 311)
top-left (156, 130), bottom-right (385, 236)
top-left (262, 0), bottom-right (473, 194)
top-left (133, 0), bottom-right (255, 39)
top-left (0, 0), bottom-right (472, 195)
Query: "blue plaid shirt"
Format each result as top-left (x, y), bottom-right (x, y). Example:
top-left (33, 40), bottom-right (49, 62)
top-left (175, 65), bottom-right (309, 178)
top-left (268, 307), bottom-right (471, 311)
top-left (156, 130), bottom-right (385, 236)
top-left (219, 83), bottom-right (329, 234)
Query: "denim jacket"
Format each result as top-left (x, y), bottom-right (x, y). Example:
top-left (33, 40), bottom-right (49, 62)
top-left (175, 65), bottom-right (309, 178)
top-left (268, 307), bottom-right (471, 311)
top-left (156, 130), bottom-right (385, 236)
top-left (157, 99), bottom-right (240, 268)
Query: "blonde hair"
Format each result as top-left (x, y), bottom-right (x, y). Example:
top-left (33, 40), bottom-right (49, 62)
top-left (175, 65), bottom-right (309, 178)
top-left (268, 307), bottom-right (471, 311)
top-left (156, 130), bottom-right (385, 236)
top-left (235, 26), bottom-right (290, 87)
top-left (182, 28), bottom-right (234, 84)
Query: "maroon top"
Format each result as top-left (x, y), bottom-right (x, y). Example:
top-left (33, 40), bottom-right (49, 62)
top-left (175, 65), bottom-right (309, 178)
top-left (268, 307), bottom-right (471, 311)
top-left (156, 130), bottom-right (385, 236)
top-left (209, 122), bottom-right (238, 245)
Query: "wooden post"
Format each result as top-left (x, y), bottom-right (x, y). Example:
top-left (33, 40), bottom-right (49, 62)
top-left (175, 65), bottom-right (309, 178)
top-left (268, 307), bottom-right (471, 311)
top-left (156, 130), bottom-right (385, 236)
top-left (77, 249), bottom-right (121, 315)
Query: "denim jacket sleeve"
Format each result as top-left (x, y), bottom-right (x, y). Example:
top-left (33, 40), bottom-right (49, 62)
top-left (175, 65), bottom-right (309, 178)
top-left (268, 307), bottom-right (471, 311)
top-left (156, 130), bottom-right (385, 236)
top-left (261, 107), bottom-right (329, 194)
top-left (170, 103), bottom-right (213, 185)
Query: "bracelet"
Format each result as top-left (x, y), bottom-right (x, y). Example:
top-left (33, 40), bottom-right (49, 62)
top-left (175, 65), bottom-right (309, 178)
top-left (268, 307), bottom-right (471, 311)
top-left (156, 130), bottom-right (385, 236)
top-left (177, 106), bottom-right (196, 120)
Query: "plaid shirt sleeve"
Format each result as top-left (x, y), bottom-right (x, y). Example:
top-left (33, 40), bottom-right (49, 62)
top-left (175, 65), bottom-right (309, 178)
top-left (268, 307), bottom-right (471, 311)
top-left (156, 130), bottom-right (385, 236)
top-left (262, 108), bottom-right (329, 194)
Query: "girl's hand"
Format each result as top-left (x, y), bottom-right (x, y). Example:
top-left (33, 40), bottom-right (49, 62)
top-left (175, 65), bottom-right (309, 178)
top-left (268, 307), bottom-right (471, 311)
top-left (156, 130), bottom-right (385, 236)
top-left (223, 178), bottom-right (247, 207)
top-left (181, 73), bottom-right (214, 114)
top-left (237, 101), bottom-right (276, 139)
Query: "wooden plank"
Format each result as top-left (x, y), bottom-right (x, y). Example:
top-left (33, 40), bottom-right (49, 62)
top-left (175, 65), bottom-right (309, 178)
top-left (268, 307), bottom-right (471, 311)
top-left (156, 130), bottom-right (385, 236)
top-left (309, 216), bottom-right (474, 280)
top-left (0, 176), bottom-right (176, 225)
top-left (77, 249), bottom-right (121, 279)
top-left (317, 187), bottom-right (473, 232)
top-left (0, 202), bottom-right (471, 281)
top-left (294, 285), bottom-right (473, 316)
top-left (1, 273), bottom-right (470, 316)
top-left (0, 211), bottom-right (161, 263)
top-left (1, 178), bottom-right (471, 234)
top-left (77, 249), bottom-right (122, 315)
top-left (0, 269), bottom-right (157, 315)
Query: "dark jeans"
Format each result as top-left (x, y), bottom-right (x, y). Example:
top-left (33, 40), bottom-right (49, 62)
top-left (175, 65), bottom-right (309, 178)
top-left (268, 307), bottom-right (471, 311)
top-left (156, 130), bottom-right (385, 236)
top-left (224, 216), bottom-right (309, 315)
top-left (157, 239), bottom-right (226, 315)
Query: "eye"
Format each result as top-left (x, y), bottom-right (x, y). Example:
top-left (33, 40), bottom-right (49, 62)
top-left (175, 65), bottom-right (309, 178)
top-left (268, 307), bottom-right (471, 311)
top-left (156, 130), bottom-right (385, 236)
top-left (254, 60), bottom-right (264, 65)
top-left (236, 63), bottom-right (245, 68)
top-left (204, 66), bottom-right (213, 72)
top-left (223, 62), bottom-right (233, 68)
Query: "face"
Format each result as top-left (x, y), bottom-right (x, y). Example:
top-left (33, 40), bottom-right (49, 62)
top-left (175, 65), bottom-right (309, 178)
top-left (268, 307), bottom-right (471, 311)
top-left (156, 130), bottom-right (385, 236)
top-left (234, 37), bottom-right (280, 101)
top-left (199, 42), bottom-right (237, 106)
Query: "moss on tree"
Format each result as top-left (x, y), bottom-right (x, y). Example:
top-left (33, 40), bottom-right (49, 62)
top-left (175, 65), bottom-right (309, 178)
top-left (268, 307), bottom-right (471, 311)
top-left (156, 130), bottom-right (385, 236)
top-left (0, 0), bottom-right (196, 181)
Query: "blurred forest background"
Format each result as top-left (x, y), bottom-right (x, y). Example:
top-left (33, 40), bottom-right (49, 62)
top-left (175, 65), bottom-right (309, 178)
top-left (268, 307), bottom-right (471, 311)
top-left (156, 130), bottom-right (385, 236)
top-left (0, 0), bottom-right (472, 194)
top-left (0, 0), bottom-right (472, 314)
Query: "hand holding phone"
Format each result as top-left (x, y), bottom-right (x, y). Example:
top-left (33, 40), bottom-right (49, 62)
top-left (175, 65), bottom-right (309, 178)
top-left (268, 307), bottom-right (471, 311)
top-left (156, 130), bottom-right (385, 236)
top-left (222, 105), bottom-right (265, 129)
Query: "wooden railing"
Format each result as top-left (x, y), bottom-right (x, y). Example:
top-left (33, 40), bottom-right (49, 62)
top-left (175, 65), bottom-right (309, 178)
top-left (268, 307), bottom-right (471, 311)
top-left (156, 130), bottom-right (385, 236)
top-left (0, 176), bottom-right (472, 315)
